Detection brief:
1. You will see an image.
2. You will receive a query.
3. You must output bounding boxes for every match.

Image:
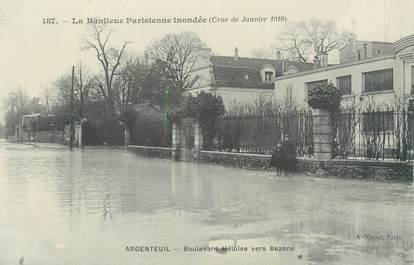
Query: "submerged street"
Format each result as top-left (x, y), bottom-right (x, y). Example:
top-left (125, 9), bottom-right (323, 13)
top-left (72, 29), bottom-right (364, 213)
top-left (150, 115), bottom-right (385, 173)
top-left (0, 141), bottom-right (412, 265)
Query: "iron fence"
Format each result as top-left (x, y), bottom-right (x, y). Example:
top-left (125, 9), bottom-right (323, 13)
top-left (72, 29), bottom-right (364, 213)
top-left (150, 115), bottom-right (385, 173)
top-left (216, 110), bottom-right (313, 156)
top-left (333, 108), bottom-right (414, 161)
top-left (129, 118), bottom-right (172, 147)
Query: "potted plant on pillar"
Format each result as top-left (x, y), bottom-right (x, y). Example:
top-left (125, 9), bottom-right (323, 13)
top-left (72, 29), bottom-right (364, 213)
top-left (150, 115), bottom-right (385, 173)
top-left (307, 82), bottom-right (342, 160)
top-left (307, 82), bottom-right (342, 114)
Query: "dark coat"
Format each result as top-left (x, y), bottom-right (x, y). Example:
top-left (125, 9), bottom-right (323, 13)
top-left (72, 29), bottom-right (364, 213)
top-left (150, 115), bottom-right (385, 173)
top-left (280, 139), bottom-right (296, 171)
top-left (270, 146), bottom-right (282, 168)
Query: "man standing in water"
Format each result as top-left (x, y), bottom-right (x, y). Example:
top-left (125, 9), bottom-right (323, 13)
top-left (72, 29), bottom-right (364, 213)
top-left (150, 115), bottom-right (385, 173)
top-left (280, 134), bottom-right (296, 173)
top-left (270, 142), bottom-right (283, 175)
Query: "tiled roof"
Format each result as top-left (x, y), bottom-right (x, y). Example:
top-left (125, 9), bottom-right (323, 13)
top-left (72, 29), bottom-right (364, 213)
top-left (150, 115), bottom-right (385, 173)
top-left (211, 56), bottom-right (314, 71)
top-left (213, 67), bottom-right (273, 89)
top-left (209, 56), bottom-right (313, 89)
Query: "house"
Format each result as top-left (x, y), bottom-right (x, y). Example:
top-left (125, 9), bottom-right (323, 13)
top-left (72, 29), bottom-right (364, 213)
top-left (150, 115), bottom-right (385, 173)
top-left (274, 34), bottom-right (414, 159)
top-left (274, 34), bottom-right (414, 108)
top-left (187, 47), bottom-right (313, 109)
top-left (339, 33), bottom-right (394, 64)
top-left (13, 113), bottom-right (61, 143)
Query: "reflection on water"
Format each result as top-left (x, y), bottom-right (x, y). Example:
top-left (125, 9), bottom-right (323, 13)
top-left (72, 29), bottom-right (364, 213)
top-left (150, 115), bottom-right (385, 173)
top-left (0, 142), bottom-right (412, 265)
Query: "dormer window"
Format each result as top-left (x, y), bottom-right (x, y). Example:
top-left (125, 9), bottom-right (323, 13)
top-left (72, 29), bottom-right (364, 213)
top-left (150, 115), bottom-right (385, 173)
top-left (265, 71), bottom-right (273, 82)
top-left (260, 65), bottom-right (276, 82)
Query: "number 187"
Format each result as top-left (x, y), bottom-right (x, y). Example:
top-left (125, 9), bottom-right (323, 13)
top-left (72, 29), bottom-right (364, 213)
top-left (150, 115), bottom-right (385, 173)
top-left (43, 18), bottom-right (56, 24)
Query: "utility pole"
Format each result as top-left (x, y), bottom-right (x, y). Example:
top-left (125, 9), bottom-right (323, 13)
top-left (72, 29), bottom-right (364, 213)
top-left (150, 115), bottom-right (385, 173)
top-left (351, 18), bottom-right (356, 36)
top-left (163, 87), bottom-right (169, 146)
top-left (70, 66), bottom-right (74, 151)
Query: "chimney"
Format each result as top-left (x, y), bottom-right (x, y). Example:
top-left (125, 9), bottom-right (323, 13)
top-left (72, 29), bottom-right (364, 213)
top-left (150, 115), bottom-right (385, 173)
top-left (349, 33), bottom-right (356, 61)
top-left (234, 47), bottom-right (239, 61)
top-left (276, 50), bottom-right (282, 60)
top-left (363, 43), bottom-right (368, 59)
top-left (313, 53), bottom-right (328, 68)
top-left (349, 33), bottom-right (356, 50)
top-left (320, 54), bottom-right (328, 67)
top-left (313, 55), bottom-right (321, 69)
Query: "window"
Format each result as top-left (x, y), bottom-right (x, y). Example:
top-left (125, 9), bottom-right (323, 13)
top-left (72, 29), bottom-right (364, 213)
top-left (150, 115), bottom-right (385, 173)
top-left (306, 79), bottom-right (328, 96)
top-left (260, 92), bottom-right (273, 101)
top-left (337, 75), bottom-right (352, 95)
top-left (265, 71), bottom-right (273, 82)
top-left (363, 68), bottom-right (393, 93)
top-left (244, 74), bottom-right (249, 80)
top-left (362, 111), bottom-right (394, 132)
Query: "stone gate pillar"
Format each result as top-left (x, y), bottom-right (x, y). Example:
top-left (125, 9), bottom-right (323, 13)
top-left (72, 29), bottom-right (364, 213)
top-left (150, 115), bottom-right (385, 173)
top-left (75, 122), bottom-right (82, 148)
top-left (171, 123), bottom-right (179, 160)
top-left (192, 122), bottom-right (203, 161)
top-left (124, 126), bottom-right (129, 149)
top-left (312, 108), bottom-right (333, 160)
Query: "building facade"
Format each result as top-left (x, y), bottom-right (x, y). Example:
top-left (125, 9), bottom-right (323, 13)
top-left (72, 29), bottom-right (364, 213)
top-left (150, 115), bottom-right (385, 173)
top-left (274, 35), bottom-right (414, 159)
top-left (274, 35), bottom-right (414, 109)
top-left (187, 48), bottom-right (313, 109)
top-left (339, 34), bottom-right (394, 64)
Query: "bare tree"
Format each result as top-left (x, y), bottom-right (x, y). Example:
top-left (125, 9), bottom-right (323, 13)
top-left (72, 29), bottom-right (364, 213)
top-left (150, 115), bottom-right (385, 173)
top-left (13, 87), bottom-right (28, 116)
top-left (305, 19), bottom-right (348, 56)
top-left (278, 22), bottom-right (312, 62)
top-left (52, 64), bottom-right (97, 117)
top-left (53, 74), bottom-right (72, 107)
top-left (42, 87), bottom-right (52, 113)
top-left (73, 62), bottom-right (96, 117)
top-left (276, 20), bottom-right (348, 62)
top-left (83, 24), bottom-right (131, 107)
top-left (113, 57), bottom-right (138, 112)
top-left (3, 87), bottom-right (28, 136)
top-left (147, 31), bottom-right (203, 105)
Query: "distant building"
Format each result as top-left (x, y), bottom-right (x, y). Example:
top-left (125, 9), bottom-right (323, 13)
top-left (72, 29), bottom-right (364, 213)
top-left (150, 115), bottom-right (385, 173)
top-left (187, 47), bottom-right (313, 108)
top-left (274, 34), bottom-right (414, 108)
top-left (339, 34), bottom-right (394, 64)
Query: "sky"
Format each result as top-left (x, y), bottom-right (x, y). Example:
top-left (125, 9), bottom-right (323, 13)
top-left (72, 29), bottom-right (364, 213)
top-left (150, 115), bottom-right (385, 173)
top-left (0, 0), bottom-right (413, 115)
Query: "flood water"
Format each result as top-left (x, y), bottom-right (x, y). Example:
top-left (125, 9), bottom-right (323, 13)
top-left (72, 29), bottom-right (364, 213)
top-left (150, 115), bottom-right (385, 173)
top-left (0, 141), bottom-right (413, 265)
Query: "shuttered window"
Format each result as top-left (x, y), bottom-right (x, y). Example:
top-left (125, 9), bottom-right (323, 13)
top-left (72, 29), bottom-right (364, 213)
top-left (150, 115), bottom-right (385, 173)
top-left (337, 75), bottom-right (352, 95)
top-left (363, 68), bottom-right (393, 93)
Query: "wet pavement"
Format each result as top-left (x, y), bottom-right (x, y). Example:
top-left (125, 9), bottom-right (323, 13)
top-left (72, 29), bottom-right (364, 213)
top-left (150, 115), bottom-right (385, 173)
top-left (0, 141), bottom-right (412, 265)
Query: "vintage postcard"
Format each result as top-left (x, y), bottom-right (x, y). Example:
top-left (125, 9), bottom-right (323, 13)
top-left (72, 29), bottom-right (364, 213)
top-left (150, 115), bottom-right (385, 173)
top-left (0, 0), bottom-right (413, 264)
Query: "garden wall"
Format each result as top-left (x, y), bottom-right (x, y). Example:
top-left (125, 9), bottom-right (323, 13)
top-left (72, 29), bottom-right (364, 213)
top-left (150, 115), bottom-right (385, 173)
top-left (297, 158), bottom-right (413, 182)
top-left (127, 146), bottom-right (413, 182)
top-left (199, 150), bottom-right (270, 169)
top-left (127, 145), bottom-right (172, 159)
top-left (31, 131), bottom-right (64, 143)
top-left (199, 151), bottom-right (412, 182)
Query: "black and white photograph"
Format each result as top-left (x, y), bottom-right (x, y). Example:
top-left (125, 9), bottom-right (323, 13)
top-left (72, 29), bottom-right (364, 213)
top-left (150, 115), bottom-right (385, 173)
top-left (0, 0), bottom-right (413, 264)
